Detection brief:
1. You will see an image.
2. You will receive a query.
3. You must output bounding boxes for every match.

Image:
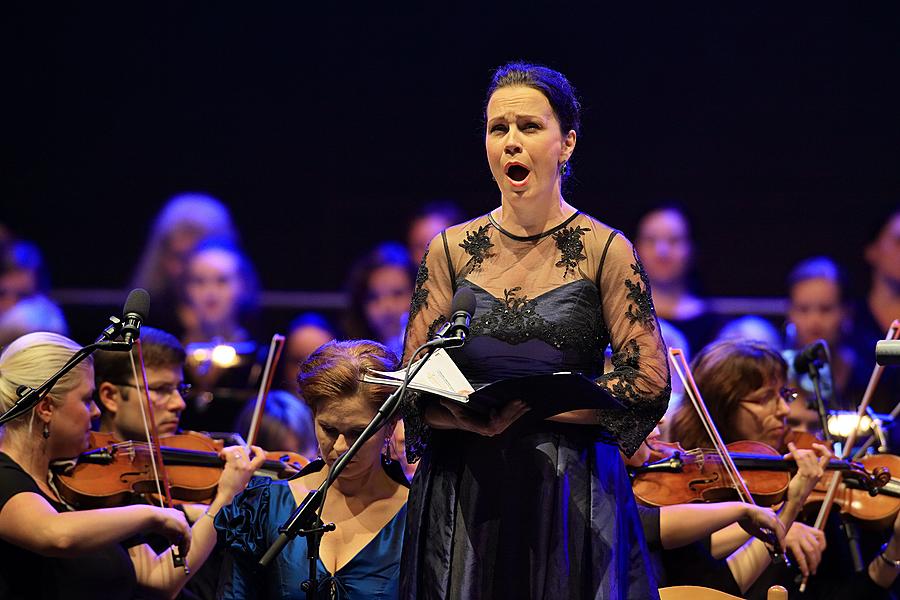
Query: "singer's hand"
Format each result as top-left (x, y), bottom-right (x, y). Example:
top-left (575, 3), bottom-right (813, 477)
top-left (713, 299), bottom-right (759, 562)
top-left (439, 399), bottom-right (530, 436)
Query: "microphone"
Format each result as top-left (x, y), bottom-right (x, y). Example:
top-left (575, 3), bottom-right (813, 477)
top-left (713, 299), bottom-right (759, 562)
top-left (121, 288), bottom-right (150, 345)
top-left (793, 340), bottom-right (827, 375)
top-left (876, 340), bottom-right (900, 366)
top-left (431, 287), bottom-right (476, 348)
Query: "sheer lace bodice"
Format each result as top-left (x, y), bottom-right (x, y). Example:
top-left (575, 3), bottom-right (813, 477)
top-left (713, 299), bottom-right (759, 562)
top-left (402, 210), bottom-right (670, 458)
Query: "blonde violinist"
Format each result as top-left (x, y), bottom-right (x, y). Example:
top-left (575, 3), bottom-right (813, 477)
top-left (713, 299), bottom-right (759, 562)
top-left (0, 332), bottom-right (265, 599)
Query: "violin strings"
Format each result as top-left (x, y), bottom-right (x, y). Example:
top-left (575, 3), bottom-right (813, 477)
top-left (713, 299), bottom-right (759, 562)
top-left (128, 349), bottom-right (167, 507)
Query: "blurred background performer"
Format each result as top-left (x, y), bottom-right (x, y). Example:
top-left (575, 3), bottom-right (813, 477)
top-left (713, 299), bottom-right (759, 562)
top-left (399, 62), bottom-right (670, 599)
top-left (634, 202), bottom-right (720, 354)
top-left (342, 242), bottom-right (417, 359)
top-left (131, 193), bottom-right (239, 340)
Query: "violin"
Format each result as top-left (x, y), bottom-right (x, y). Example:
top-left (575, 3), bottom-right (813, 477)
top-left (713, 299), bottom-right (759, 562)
top-left (629, 438), bottom-right (889, 508)
top-left (51, 430), bottom-right (308, 510)
top-left (784, 429), bottom-right (900, 529)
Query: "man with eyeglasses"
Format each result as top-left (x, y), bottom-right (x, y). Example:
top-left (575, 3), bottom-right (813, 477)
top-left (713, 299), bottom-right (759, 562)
top-left (93, 325), bottom-right (234, 600)
top-left (94, 326), bottom-right (191, 442)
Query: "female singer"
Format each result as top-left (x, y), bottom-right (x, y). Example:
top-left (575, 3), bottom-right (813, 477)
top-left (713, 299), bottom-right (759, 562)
top-left (399, 62), bottom-right (670, 599)
top-left (0, 332), bottom-right (264, 600)
top-left (215, 340), bottom-right (409, 599)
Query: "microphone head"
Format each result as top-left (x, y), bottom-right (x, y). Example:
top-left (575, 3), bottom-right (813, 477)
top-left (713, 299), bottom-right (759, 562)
top-left (793, 340), bottom-right (826, 374)
top-left (123, 288), bottom-right (150, 320)
top-left (876, 340), bottom-right (900, 366)
top-left (451, 287), bottom-right (476, 317)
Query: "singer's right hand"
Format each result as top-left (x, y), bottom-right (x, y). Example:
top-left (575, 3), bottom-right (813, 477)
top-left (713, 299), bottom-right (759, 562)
top-left (439, 399), bottom-right (530, 436)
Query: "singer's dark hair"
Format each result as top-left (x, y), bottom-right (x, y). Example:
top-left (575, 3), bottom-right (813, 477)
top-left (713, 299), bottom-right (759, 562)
top-left (93, 326), bottom-right (185, 405)
top-left (298, 339), bottom-right (399, 413)
top-left (668, 339), bottom-right (787, 450)
top-left (486, 62), bottom-right (580, 180)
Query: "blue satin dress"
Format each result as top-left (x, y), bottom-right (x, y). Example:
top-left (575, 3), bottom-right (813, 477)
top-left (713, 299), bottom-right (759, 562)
top-left (215, 475), bottom-right (407, 600)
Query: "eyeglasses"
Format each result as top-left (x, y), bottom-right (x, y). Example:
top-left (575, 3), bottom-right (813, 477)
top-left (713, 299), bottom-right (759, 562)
top-left (113, 382), bottom-right (192, 400)
top-left (742, 386), bottom-right (798, 408)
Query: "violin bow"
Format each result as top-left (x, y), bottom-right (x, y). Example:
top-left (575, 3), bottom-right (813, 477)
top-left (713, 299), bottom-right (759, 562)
top-left (128, 339), bottom-right (188, 572)
top-left (801, 319), bottom-right (900, 591)
top-left (852, 320), bottom-right (900, 460)
top-left (669, 348), bottom-right (754, 503)
top-left (669, 348), bottom-right (786, 562)
top-left (246, 334), bottom-right (286, 448)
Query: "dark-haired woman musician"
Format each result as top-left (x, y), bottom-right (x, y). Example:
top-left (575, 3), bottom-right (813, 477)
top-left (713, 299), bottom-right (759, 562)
top-left (669, 339), bottom-right (900, 599)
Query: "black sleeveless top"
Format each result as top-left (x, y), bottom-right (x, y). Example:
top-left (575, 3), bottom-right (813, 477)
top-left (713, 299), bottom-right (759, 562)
top-left (0, 452), bottom-right (138, 600)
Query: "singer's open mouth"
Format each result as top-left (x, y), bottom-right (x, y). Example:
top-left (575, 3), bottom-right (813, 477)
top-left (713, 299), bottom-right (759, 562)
top-left (505, 163), bottom-right (530, 182)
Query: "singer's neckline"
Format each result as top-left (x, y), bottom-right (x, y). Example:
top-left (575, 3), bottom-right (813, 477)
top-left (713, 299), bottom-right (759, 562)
top-left (488, 211), bottom-right (580, 242)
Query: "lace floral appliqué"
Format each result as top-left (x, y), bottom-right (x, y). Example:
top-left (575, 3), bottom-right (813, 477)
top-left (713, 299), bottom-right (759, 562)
top-left (624, 252), bottom-right (656, 331)
top-left (552, 225), bottom-right (591, 278)
top-left (409, 250), bottom-right (430, 321)
top-left (459, 225), bottom-right (494, 271)
top-left (470, 287), bottom-right (604, 360)
top-left (596, 338), bottom-right (671, 457)
top-left (426, 315), bottom-right (448, 341)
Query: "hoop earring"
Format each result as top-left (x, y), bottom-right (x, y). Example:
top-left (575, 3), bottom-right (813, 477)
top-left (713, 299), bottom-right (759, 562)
top-left (42, 422), bottom-right (50, 440)
top-left (382, 436), bottom-right (393, 465)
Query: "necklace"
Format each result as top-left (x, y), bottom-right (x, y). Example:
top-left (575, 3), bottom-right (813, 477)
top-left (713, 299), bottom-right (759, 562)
top-left (488, 211), bottom-right (580, 242)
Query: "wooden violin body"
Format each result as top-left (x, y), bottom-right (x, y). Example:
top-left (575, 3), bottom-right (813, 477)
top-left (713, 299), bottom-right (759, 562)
top-left (785, 429), bottom-right (900, 529)
top-left (631, 440), bottom-right (790, 507)
top-left (52, 431), bottom-right (308, 509)
top-left (630, 438), bottom-right (890, 509)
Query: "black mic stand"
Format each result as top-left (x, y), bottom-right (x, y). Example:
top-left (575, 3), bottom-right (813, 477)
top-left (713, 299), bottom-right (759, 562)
top-left (800, 345), bottom-right (866, 574)
top-left (259, 341), bottom-right (444, 599)
top-left (805, 358), bottom-right (832, 445)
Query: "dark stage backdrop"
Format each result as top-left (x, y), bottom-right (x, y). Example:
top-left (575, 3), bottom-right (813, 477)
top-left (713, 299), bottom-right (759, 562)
top-left (5, 4), bottom-right (900, 324)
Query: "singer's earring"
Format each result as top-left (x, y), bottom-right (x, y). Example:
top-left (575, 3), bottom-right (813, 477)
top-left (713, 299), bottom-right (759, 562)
top-left (42, 422), bottom-right (50, 440)
top-left (382, 436), bottom-right (393, 465)
top-left (559, 161), bottom-right (568, 176)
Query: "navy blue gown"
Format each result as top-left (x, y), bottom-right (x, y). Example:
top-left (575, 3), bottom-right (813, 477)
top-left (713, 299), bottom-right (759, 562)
top-left (400, 212), bottom-right (670, 600)
top-left (215, 469), bottom-right (407, 599)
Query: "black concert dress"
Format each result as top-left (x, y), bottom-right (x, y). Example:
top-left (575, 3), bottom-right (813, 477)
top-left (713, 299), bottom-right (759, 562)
top-left (398, 211), bottom-right (671, 600)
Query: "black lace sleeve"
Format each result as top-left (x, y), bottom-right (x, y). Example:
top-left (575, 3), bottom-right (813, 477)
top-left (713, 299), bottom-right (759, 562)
top-left (400, 232), bottom-right (453, 462)
top-left (595, 231), bottom-right (671, 456)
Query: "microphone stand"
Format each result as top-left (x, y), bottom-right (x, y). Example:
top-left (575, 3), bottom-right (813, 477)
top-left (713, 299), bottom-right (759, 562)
top-left (799, 345), bottom-right (867, 574)
top-left (259, 341), bottom-right (443, 599)
top-left (805, 358), bottom-right (833, 445)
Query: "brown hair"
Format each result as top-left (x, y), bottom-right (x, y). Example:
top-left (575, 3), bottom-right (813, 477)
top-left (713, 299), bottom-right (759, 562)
top-left (669, 339), bottom-right (787, 448)
top-left (93, 327), bottom-right (185, 404)
top-left (298, 340), bottom-right (398, 413)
